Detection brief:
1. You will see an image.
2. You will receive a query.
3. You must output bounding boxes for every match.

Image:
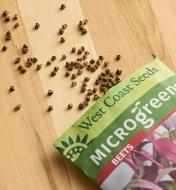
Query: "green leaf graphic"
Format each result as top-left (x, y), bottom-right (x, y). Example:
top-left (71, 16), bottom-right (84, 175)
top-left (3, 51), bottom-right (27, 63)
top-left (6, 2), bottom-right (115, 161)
top-left (68, 136), bottom-right (74, 144)
top-left (57, 147), bottom-right (65, 153)
top-left (81, 134), bottom-right (88, 144)
top-left (76, 135), bottom-right (81, 142)
top-left (61, 140), bottom-right (69, 148)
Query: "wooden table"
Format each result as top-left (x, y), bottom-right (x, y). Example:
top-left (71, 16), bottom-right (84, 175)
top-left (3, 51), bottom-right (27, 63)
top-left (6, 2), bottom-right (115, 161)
top-left (0, 0), bottom-right (176, 189)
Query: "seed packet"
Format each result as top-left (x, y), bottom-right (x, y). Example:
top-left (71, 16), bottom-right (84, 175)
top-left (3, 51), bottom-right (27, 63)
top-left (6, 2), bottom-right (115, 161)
top-left (54, 59), bottom-right (176, 190)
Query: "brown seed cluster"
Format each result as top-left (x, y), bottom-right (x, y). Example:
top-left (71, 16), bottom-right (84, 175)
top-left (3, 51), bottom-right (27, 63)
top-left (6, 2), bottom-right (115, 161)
top-left (63, 46), bottom-right (122, 110)
top-left (1, 8), bottom-right (122, 113)
top-left (78, 19), bottom-right (88, 35)
top-left (2, 10), bottom-right (9, 17)
top-left (2, 10), bottom-right (10, 22)
top-left (25, 57), bottom-right (37, 68)
top-left (2, 11), bottom-right (19, 23)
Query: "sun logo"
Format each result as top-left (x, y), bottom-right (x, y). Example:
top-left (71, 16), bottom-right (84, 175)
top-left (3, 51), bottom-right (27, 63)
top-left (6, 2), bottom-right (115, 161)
top-left (57, 134), bottom-right (90, 161)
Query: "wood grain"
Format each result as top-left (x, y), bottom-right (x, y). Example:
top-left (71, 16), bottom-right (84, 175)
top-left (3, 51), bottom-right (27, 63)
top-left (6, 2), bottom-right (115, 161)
top-left (1, 0), bottom-right (176, 190)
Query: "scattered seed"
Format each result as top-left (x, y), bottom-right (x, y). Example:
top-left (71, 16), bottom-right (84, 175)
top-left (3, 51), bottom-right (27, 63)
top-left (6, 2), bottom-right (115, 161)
top-left (34, 22), bottom-right (40, 30)
top-left (81, 28), bottom-right (87, 35)
top-left (103, 61), bottom-right (109, 68)
top-left (87, 89), bottom-right (93, 96)
top-left (15, 57), bottom-right (21, 64)
top-left (62, 24), bottom-right (67, 29)
top-left (152, 54), bottom-right (156, 59)
top-left (47, 105), bottom-right (53, 112)
top-left (71, 47), bottom-right (76, 53)
top-left (82, 82), bottom-right (87, 87)
top-left (77, 69), bottom-right (83, 76)
top-left (59, 28), bottom-right (64, 35)
top-left (83, 61), bottom-right (88, 67)
top-left (60, 37), bottom-right (65, 43)
top-left (46, 61), bottom-right (52, 66)
top-left (85, 51), bottom-right (89, 55)
top-left (114, 76), bottom-right (120, 83)
top-left (82, 54), bottom-right (88, 60)
top-left (50, 71), bottom-right (56, 77)
top-left (84, 100), bottom-right (89, 107)
top-left (95, 79), bottom-right (100, 86)
top-left (2, 10), bottom-right (9, 17)
top-left (4, 16), bottom-right (10, 22)
top-left (84, 76), bottom-right (90, 82)
top-left (2, 45), bottom-right (7, 51)
top-left (93, 87), bottom-right (97, 93)
top-left (85, 96), bottom-right (90, 102)
top-left (78, 103), bottom-right (84, 110)
top-left (93, 94), bottom-right (99, 101)
top-left (54, 66), bottom-right (59, 72)
top-left (78, 19), bottom-right (88, 35)
top-left (51, 57), bottom-right (57, 63)
top-left (77, 48), bottom-right (83, 55)
top-left (71, 81), bottom-right (77, 87)
top-left (17, 65), bottom-right (23, 71)
top-left (80, 86), bottom-right (87, 93)
top-left (115, 69), bottom-right (122, 76)
top-left (51, 56), bottom-right (56, 62)
top-left (13, 14), bottom-right (18, 20)
top-left (116, 54), bottom-right (121, 61)
top-left (14, 104), bottom-right (21, 111)
top-left (47, 89), bottom-right (54, 96)
top-left (25, 58), bottom-right (33, 68)
top-left (20, 67), bottom-right (27, 74)
top-left (5, 31), bottom-right (12, 41)
top-left (61, 54), bottom-right (66, 60)
top-left (67, 66), bottom-right (73, 71)
top-left (32, 57), bottom-right (38, 63)
top-left (65, 71), bottom-right (70, 77)
top-left (9, 86), bottom-right (15, 92)
top-left (14, 22), bottom-right (19, 28)
top-left (90, 66), bottom-right (96, 72)
top-left (36, 64), bottom-right (42, 71)
top-left (71, 74), bottom-right (76, 80)
top-left (81, 46), bottom-right (85, 51)
top-left (67, 103), bottom-right (73, 110)
top-left (99, 56), bottom-right (104, 61)
top-left (76, 57), bottom-right (82, 62)
top-left (90, 59), bottom-right (95, 64)
top-left (22, 44), bottom-right (28, 54)
top-left (60, 4), bottom-right (66, 10)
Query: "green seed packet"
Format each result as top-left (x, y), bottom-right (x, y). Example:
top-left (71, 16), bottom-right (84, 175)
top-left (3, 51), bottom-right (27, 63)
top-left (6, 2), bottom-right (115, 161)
top-left (54, 59), bottom-right (176, 190)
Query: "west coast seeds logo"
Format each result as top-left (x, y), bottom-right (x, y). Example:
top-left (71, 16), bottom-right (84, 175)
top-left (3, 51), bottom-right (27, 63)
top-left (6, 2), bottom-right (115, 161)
top-left (57, 134), bottom-right (90, 161)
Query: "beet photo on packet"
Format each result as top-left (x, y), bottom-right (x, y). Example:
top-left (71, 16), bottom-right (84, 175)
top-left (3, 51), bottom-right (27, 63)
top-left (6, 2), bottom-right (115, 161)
top-left (54, 59), bottom-right (176, 190)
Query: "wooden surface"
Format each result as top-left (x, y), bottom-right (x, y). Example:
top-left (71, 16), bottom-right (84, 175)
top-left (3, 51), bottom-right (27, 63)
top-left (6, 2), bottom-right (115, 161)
top-left (0, 0), bottom-right (176, 189)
